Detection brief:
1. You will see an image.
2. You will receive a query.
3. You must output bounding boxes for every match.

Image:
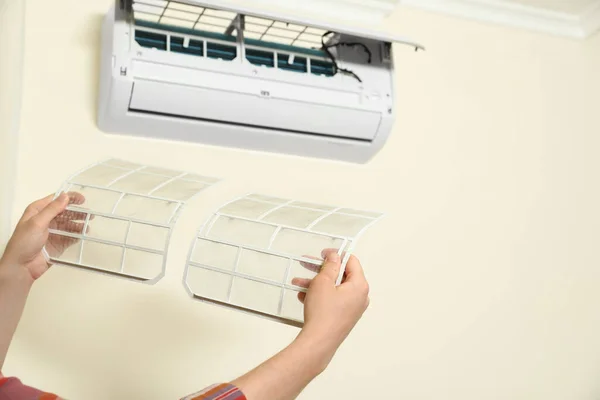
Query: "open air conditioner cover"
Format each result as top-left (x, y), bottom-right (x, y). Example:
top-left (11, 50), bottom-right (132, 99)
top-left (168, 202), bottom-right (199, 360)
top-left (225, 0), bottom-right (403, 24)
top-left (132, 0), bottom-right (421, 48)
top-left (98, 0), bottom-right (423, 163)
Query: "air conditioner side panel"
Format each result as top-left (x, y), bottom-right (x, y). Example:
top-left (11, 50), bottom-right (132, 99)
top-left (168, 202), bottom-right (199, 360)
top-left (97, 4), bottom-right (115, 131)
top-left (98, 2), bottom-right (132, 133)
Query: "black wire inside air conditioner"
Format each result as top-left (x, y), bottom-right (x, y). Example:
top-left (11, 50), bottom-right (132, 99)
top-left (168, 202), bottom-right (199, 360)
top-left (321, 31), bottom-right (373, 83)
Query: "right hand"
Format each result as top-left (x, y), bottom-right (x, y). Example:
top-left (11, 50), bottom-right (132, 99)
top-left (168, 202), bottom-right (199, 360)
top-left (230, 251), bottom-right (370, 399)
top-left (293, 250), bottom-right (370, 362)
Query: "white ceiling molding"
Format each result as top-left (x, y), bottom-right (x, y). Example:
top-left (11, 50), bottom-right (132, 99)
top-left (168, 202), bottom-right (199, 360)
top-left (400, 0), bottom-right (600, 39)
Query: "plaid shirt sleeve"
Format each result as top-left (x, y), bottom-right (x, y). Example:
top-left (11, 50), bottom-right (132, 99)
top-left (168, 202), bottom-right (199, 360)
top-left (0, 375), bottom-right (60, 400)
top-left (181, 383), bottom-right (246, 400)
top-left (0, 375), bottom-right (245, 400)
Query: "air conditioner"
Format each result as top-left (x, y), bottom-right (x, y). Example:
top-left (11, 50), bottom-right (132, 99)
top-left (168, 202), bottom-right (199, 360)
top-left (98, 0), bottom-right (423, 163)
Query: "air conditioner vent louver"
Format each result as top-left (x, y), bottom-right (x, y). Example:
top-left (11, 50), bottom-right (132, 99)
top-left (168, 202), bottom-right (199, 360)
top-left (134, 26), bottom-right (335, 77)
top-left (135, 30), bottom-right (167, 50)
top-left (170, 36), bottom-right (204, 56)
top-left (246, 48), bottom-right (275, 68)
top-left (206, 42), bottom-right (237, 60)
top-left (131, 2), bottom-right (341, 78)
top-left (277, 54), bottom-right (308, 74)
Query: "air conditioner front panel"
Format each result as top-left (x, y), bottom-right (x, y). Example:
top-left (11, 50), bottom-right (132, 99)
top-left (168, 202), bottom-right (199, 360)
top-left (130, 59), bottom-right (374, 110)
top-left (129, 79), bottom-right (382, 141)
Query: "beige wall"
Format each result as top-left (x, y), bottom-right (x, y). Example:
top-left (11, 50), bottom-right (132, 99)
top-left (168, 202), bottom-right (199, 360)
top-left (5, 0), bottom-right (600, 399)
top-left (0, 0), bottom-right (24, 249)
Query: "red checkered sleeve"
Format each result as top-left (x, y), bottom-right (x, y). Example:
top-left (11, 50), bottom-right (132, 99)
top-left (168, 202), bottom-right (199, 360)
top-left (0, 375), bottom-right (60, 400)
top-left (181, 383), bottom-right (246, 400)
top-left (0, 374), bottom-right (245, 400)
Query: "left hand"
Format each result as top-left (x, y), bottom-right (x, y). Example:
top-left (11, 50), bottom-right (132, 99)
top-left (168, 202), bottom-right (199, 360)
top-left (1, 193), bottom-right (83, 282)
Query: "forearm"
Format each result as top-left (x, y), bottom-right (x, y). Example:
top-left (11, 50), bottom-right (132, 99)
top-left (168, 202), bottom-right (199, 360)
top-left (0, 260), bottom-right (33, 370)
top-left (232, 333), bottom-right (336, 400)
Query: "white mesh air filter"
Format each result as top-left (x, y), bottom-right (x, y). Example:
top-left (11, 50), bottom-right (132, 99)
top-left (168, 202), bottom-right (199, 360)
top-left (242, 17), bottom-right (327, 48)
top-left (132, 0), bottom-right (329, 48)
top-left (184, 194), bottom-right (383, 326)
top-left (45, 159), bottom-right (219, 283)
top-left (133, 1), bottom-right (237, 34)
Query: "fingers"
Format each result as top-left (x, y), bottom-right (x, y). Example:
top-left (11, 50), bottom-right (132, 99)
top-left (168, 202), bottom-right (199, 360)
top-left (292, 278), bottom-right (310, 305)
top-left (300, 250), bottom-right (346, 274)
top-left (291, 278), bottom-right (312, 289)
top-left (55, 221), bottom-right (87, 235)
top-left (20, 192), bottom-right (85, 224)
top-left (317, 251), bottom-right (341, 283)
top-left (340, 255), bottom-right (367, 286)
top-left (300, 258), bottom-right (321, 273)
top-left (321, 248), bottom-right (341, 259)
top-left (297, 292), bottom-right (306, 304)
top-left (20, 194), bottom-right (55, 222)
top-left (67, 192), bottom-right (86, 205)
top-left (31, 194), bottom-right (69, 228)
top-left (57, 192), bottom-right (89, 221)
top-left (54, 209), bottom-right (91, 223)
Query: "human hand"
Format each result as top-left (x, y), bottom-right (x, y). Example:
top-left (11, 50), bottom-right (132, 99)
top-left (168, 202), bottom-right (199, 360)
top-left (292, 249), bottom-right (370, 364)
top-left (1, 193), bottom-right (85, 282)
top-left (230, 253), bottom-right (369, 399)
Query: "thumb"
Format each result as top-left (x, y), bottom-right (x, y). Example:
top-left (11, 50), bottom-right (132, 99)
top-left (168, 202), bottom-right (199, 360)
top-left (318, 251), bottom-right (341, 283)
top-left (31, 193), bottom-right (69, 228)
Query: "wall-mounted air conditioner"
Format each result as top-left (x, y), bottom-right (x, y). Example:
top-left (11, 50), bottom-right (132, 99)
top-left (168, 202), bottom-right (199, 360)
top-left (98, 0), bottom-right (423, 163)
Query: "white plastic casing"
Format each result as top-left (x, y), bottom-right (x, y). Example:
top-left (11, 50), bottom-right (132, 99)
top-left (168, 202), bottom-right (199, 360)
top-left (238, 0), bottom-right (402, 24)
top-left (98, 1), bottom-right (422, 163)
